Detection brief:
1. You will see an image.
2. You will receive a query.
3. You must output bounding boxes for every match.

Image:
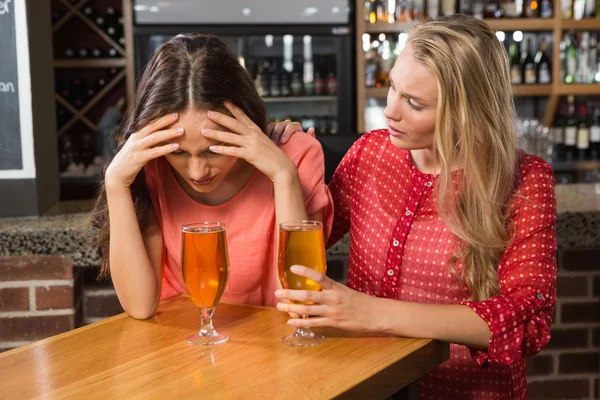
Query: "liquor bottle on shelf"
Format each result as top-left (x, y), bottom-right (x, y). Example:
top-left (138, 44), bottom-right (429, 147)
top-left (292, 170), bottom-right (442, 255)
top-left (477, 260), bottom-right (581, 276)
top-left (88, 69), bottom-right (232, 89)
top-left (326, 56), bottom-right (337, 96)
top-left (540, 0), bottom-right (553, 17)
top-left (314, 60), bottom-right (325, 96)
top-left (524, 0), bottom-right (540, 17)
top-left (573, 0), bottom-right (586, 19)
top-left (254, 61), bottom-right (264, 97)
top-left (502, 0), bottom-right (521, 18)
top-left (535, 38), bottom-right (552, 84)
top-left (509, 40), bottom-right (522, 85)
top-left (563, 32), bottom-right (578, 84)
top-left (82, 5), bottom-right (98, 22)
top-left (577, 32), bottom-right (591, 84)
top-left (376, 0), bottom-right (388, 22)
top-left (106, 48), bottom-right (119, 58)
top-left (577, 103), bottom-right (590, 160)
top-left (365, 48), bottom-right (380, 88)
top-left (590, 102), bottom-right (600, 160)
top-left (368, 0), bottom-right (377, 23)
top-left (279, 62), bottom-right (291, 97)
top-left (88, 48), bottom-right (100, 58)
top-left (261, 60), bottom-right (271, 97)
top-left (441, 0), bottom-right (456, 16)
top-left (521, 38), bottom-right (536, 84)
top-left (269, 59), bottom-right (281, 97)
top-left (428, 0), bottom-right (441, 18)
top-left (589, 33), bottom-right (598, 84)
top-left (564, 95), bottom-right (578, 161)
top-left (77, 47), bottom-right (90, 58)
top-left (290, 62), bottom-right (303, 96)
top-left (64, 48), bottom-right (75, 58)
top-left (551, 111), bottom-right (565, 162)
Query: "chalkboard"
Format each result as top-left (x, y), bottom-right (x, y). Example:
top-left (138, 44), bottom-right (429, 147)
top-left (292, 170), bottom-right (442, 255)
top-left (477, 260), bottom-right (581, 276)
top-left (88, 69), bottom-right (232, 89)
top-left (0, 0), bottom-right (23, 170)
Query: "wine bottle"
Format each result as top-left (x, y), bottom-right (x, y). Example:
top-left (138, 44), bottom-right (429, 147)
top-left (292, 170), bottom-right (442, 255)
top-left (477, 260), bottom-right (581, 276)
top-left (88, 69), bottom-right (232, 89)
top-left (509, 40), bottom-right (522, 85)
top-left (91, 48), bottom-right (102, 58)
top-left (564, 95), bottom-right (578, 161)
top-left (576, 103), bottom-right (590, 160)
top-left (590, 102), bottom-right (600, 160)
top-left (78, 47), bottom-right (90, 58)
top-left (64, 48), bottom-right (75, 58)
top-left (521, 38), bottom-right (536, 84)
top-left (535, 38), bottom-right (552, 84)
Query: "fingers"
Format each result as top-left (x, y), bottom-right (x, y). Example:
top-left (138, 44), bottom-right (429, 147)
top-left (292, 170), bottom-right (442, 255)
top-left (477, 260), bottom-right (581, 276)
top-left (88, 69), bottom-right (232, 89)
top-left (286, 317), bottom-right (329, 328)
top-left (207, 103), bottom-right (257, 136)
top-left (276, 302), bottom-right (327, 317)
top-left (275, 288), bottom-right (324, 304)
top-left (137, 113), bottom-right (179, 138)
top-left (139, 127), bottom-right (184, 148)
top-left (289, 265), bottom-right (333, 290)
top-left (208, 144), bottom-right (243, 158)
top-left (143, 142), bottom-right (180, 160)
top-left (280, 122), bottom-right (303, 144)
top-left (224, 101), bottom-right (255, 126)
top-left (307, 127), bottom-right (316, 138)
top-left (202, 128), bottom-right (245, 147)
top-left (266, 122), bottom-right (277, 140)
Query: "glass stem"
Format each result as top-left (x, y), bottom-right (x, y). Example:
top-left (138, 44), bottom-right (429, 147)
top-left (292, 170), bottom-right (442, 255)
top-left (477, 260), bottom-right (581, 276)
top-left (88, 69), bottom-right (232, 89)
top-left (199, 307), bottom-right (216, 335)
top-left (295, 314), bottom-right (312, 336)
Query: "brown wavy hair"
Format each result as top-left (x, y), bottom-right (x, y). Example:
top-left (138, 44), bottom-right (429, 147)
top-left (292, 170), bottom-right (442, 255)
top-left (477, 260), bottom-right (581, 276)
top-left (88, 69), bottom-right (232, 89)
top-left (409, 15), bottom-right (519, 300)
top-left (89, 33), bottom-right (269, 279)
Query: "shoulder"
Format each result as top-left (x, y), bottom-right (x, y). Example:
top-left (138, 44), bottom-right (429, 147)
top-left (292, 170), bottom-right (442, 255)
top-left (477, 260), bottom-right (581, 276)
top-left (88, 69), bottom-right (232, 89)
top-left (279, 133), bottom-right (324, 164)
top-left (516, 150), bottom-right (554, 178)
top-left (510, 150), bottom-right (556, 211)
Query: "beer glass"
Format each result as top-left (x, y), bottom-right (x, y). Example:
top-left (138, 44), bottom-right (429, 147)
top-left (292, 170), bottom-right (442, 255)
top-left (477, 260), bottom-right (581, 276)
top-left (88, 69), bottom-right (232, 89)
top-left (277, 220), bottom-right (327, 346)
top-left (181, 222), bottom-right (230, 345)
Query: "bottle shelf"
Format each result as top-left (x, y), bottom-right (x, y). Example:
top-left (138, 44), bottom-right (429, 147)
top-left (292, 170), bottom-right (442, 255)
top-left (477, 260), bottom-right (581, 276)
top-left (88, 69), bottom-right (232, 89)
top-left (556, 84), bottom-right (600, 95)
top-left (262, 96), bottom-right (337, 103)
top-left (483, 18), bottom-right (555, 31)
top-left (363, 18), bottom-right (555, 33)
top-left (551, 160), bottom-right (600, 172)
top-left (365, 85), bottom-right (553, 98)
top-left (54, 58), bottom-right (126, 68)
top-left (561, 19), bottom-right (600, 30)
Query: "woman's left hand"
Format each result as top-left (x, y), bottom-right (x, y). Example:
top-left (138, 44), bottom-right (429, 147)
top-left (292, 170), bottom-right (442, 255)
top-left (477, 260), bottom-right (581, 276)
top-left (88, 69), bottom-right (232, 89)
top-left (274, 265), bottom-right (383, 333)
top-left (203, 102), bottom-right (296, 184)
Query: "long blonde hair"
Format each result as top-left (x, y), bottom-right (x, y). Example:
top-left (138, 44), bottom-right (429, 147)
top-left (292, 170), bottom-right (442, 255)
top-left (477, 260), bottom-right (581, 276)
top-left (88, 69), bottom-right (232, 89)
top-left (408, 15), bottom-right (518, 301)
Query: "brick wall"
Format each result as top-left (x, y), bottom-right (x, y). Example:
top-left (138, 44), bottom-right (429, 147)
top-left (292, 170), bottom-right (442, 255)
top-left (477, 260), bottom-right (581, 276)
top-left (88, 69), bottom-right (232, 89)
top-left (82, 269), bottom-right (123, 324)
top-left (0, 256), bottom-right (82, 352)
top-left (527, 248), bottom-right (600, 400)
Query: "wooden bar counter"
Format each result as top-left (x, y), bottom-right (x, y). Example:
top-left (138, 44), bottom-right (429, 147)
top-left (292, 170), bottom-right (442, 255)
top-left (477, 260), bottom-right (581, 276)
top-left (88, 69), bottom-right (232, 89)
top-left (0, 295), bottom-right (449, 399)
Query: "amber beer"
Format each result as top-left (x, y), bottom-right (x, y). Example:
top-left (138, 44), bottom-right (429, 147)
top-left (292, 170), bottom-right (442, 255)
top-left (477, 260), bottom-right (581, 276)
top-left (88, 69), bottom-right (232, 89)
top-left (278, 221), bottom-right (327, 304)
top-left (181, 224), bottom-right (229, 309)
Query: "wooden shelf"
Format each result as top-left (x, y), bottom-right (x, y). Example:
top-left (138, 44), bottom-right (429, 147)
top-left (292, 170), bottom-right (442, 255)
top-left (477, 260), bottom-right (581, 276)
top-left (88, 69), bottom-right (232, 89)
top-left (551, 160), bottom-right (600, 172)
top-left (512, 84), bottom-right (553, 96)
top-left (262, 96), bottom-right (337, 103)
top-left (54, 58), bottom-right (126, 68)
top-left (561, 19), bottom-right (600, 30)
top-left (556, 84), bottom-right (600, 95)
top-left (365, 87), bottom-right (389, 99)
top-left (482, 18), bottom-right (555, 31)
top-left (364, 19), bottom-right (555, 33)
top-left (366, 85), bottom-right (552, 98)
top-left (365, 21), bottom-right (418, 33)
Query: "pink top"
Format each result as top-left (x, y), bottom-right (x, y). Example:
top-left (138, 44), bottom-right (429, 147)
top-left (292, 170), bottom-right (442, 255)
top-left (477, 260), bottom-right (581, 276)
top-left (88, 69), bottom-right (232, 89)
top-left (145, 134), bottom-right (334, 306)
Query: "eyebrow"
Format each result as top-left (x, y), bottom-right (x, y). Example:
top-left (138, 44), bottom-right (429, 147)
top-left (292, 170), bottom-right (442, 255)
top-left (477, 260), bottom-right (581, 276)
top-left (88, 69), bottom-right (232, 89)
top-left (389, 77), bottom-right (426, 102)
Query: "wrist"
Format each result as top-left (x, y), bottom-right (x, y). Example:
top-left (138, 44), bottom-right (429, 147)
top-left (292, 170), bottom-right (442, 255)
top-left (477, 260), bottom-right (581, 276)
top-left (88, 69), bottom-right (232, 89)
top-left (272, 165), bottom-right (300, 187)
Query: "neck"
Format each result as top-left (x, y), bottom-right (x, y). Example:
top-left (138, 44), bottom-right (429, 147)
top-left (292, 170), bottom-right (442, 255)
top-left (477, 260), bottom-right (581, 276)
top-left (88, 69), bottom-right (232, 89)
top-left (410, 148), bottom-right (440, 175)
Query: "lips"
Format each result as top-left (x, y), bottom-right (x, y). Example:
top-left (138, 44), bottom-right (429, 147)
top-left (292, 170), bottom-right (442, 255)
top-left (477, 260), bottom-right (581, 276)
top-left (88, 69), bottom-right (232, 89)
top-left (387, 124), bottom-right (406, 138)
top-left (191, 176), bottom-right (215, 186)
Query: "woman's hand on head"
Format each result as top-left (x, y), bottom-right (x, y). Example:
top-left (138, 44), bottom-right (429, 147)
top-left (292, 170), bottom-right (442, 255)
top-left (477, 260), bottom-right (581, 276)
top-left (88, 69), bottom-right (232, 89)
top-left (267, 120), bottom-right (315, 145)
top-left (105, 113), bottom-right (184, 189)
top-left (203, 102), bottom-right (299, 184)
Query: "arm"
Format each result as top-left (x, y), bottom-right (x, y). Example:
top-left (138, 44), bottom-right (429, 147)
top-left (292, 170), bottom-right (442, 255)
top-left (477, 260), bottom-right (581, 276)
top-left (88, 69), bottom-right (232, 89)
top-left (277, 164), bottom-right (557, 365)
top-left (104, 112), bottom-right (184, 319)
top-left (106, 184), bottom-right (163, 319)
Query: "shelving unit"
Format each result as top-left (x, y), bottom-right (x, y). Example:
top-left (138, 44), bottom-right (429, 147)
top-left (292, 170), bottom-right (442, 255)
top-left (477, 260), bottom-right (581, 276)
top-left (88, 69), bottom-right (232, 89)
top-left (355, 0), bottom-right (600, 131)
top-left (52, 0), bottom-right (132, 137)
top-left (51, 0), bottom-right (134, 199)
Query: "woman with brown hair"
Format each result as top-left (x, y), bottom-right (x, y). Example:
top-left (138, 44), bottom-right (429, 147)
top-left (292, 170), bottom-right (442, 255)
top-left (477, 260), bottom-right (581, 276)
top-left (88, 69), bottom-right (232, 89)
top-left (275, 15), bottom-right (556, 399)
top-left (90, 33), bottom-right (332, 320)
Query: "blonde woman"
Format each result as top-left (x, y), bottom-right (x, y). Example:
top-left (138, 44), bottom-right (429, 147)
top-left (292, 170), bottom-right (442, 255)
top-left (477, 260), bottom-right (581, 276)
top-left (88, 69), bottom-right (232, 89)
top-left (275, 15), bottom-right (556, 399)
